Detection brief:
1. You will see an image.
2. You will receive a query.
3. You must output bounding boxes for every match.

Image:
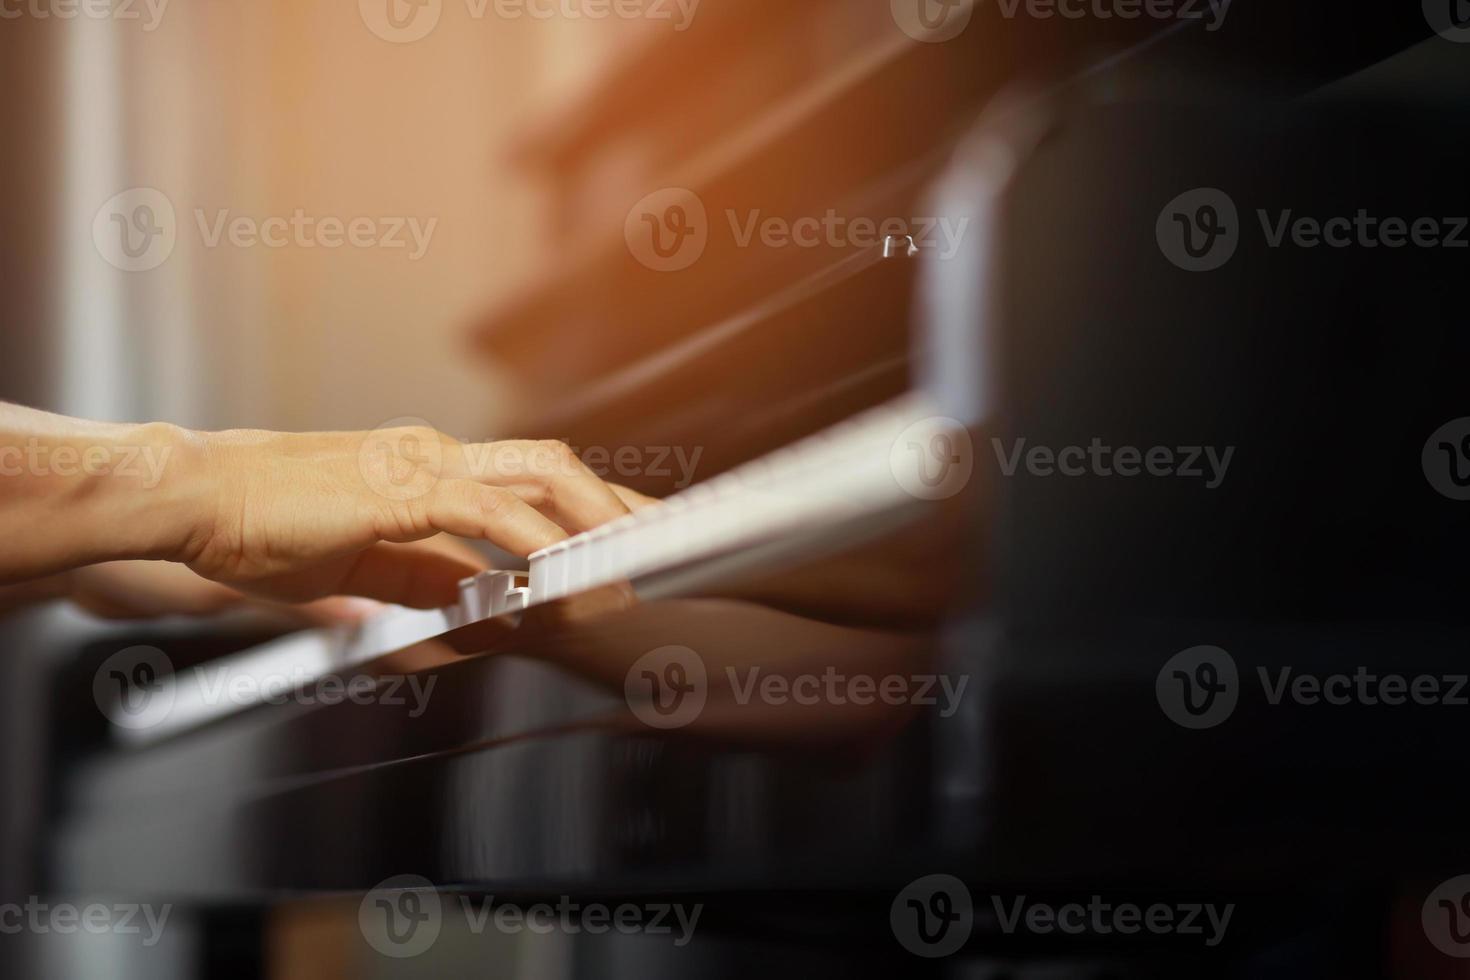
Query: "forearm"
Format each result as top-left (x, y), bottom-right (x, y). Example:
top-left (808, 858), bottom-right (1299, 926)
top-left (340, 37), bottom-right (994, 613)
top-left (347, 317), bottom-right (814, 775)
top-left (0, 404), bottom-right (207, 583)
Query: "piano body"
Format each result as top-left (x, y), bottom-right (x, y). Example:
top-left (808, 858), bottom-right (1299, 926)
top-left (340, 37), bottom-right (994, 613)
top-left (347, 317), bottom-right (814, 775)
top-left (20, 3), bottom-right (1470, 977)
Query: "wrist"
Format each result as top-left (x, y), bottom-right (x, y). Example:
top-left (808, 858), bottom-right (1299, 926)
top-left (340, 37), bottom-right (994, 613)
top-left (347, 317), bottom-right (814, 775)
top-left (0, 404), bottom-right (221, 582)
top-left (75, 421), bottom-right (216, 565)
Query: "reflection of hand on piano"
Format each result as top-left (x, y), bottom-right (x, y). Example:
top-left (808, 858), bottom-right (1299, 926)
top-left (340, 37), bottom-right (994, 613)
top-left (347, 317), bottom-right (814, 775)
top-left (529, 597), bottom-right (937, 745)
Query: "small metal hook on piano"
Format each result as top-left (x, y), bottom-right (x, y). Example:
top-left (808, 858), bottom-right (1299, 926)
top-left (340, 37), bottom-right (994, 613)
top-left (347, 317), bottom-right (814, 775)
top-left (883, 234), bottom-right (920, 259)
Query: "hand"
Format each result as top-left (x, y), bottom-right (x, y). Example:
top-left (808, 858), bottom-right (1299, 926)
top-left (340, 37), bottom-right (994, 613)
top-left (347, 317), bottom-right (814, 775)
top-left (0, 404), bottom-right (647, 613)
top-left (177, 425), bottom-right (632, 608)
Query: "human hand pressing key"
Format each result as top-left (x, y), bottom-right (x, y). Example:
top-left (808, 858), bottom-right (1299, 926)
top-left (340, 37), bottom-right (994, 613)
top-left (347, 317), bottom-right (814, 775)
top-left (0, 403), bottom-right (647, 615)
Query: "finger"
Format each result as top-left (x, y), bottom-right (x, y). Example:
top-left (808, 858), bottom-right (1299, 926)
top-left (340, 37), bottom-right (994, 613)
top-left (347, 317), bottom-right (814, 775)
top-left (333, 539), bottom-right (489, 609)
top-left (403, 532), bottom-right (490, 567)
top-left (459, 441), bottom-right (630, 533)
top-left (422, 480), bottom-right (569, 557)
top-left (610, 484), bottom-right (661, 511)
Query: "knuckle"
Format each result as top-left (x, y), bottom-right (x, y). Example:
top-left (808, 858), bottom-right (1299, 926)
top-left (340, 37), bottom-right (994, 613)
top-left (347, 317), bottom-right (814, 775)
top-left (536, 439), bottom-right (576, 469)
top-left (377, 499), bottom-right (431, 539)
top-left (516, 481), bottom-right (548, 508)
top-left (406, 425), bottom-right (444, 447)
top-left (474, 485), bottom-right (518, 521)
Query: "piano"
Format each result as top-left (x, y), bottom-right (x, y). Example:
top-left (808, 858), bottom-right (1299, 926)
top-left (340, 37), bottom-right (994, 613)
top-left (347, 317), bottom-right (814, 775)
top-left (19, 3), bottom-right (1470, 978)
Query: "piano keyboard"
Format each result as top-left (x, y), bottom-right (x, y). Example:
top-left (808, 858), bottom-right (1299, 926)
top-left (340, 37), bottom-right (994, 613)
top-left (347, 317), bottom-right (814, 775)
top-left (116, 393), bottom-right (965, 744)
top-left (478, 391), bottom-right (960, 607)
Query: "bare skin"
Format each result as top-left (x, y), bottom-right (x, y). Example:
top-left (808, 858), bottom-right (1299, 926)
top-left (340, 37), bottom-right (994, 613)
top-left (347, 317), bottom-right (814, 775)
top-left (0, 402), bottom-right (649, 618)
